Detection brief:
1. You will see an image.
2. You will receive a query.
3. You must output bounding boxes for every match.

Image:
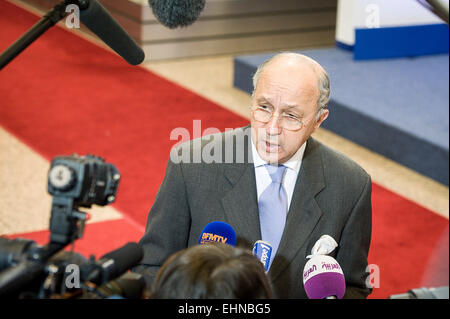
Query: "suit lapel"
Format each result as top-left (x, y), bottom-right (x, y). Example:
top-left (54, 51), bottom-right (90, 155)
top-left (221, 163), bottom-right (261, 246)
top-left (220, 126), bottom-right (261, 246)
top-left (269, 137), bottom-right (326, 281)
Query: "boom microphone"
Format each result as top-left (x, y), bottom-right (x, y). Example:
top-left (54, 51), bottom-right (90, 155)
top-left (81, 242), bottom-right (143, 286)
top-left (149, 0), bottom-right (206, 29)
top-left (303, 255), bottom-right (346, 299)
top-left (198, 221), bottom-right (237, 246)
top-left (252, 240), bottom-right (272, 272)
top-left (80, 0), bottom-right (145, 65)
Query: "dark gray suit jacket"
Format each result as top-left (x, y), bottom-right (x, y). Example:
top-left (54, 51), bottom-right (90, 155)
top-left (135, 126), bottom-right (372, 298)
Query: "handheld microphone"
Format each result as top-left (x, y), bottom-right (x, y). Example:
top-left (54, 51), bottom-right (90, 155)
top-left (198, 221), bottom-right (237, 246)
top-left (303, 255), bottom-right (346, 299)
top-left (0, 260), bottom-right (46, 297)
top-left (252, 240), bottom-right (272, 272)
top-left (79, 272), bottom-right (146, 299)
top-left (81, 242), bottom-right (143, 286)
top-left (149, 0), bottom-right (206, 29)
top-left (80, 0), bottom-right (145, 65)
top-left (0, 247), bottom-right (88, 297)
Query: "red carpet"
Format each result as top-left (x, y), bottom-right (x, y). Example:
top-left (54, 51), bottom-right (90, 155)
top-left (0, 0), bottom-right (448, 299)
top-left (0, 0), bottom-right (248, 227)
top-left (369, 184), bottom-right (448, 298)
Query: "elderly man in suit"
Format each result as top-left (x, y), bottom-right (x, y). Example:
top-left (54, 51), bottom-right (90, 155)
top-left (134, 52), bottom-right (372, 299)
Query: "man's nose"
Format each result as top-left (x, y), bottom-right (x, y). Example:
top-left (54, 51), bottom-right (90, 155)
top-left (266, 114), bottom-right (282, 135)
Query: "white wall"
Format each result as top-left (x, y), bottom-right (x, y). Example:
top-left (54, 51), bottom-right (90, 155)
top-left (336, 0), bottom-right (446, 46)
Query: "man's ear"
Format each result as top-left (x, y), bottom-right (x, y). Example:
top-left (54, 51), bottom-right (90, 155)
top-left (312, 108), bottom-right (329, 133)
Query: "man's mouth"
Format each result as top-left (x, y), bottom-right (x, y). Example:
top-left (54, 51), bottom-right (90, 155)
top-left (264, 140), bottom-right (281, 153)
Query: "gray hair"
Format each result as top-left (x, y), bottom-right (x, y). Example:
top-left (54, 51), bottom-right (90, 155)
top-left (252, 52), bottom-right (330, 121)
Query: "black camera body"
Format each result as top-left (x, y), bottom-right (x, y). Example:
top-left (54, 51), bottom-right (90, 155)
top-left (47, 155), bottom-right (120, 245)
top-left (48, 154), bottom-right (120, 207)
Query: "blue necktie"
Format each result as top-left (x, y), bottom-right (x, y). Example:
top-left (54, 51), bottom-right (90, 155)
top-left (258, 164), bottom-right (287, 268)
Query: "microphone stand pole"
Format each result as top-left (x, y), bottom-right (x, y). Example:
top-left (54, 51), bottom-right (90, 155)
top-left (0, 0), bottom-right (88, 70)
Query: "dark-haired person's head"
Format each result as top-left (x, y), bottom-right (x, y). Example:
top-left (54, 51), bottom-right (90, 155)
top-left (149, 243), bottom-right (272, 299)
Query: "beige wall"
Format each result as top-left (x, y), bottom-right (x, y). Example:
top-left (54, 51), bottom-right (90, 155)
top-left (18, 0), bottom-right (338, 60)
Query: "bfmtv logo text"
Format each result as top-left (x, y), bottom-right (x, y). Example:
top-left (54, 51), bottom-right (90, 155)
top-left (200, 233), bottom-right (229, 244)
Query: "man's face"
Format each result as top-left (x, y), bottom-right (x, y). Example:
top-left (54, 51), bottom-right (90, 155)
top-left (250, 59), bottom-right (328, 164)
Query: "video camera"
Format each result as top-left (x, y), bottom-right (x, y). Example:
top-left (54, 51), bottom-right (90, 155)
top-left (47, 154), bottom-right (120, 244)
top-left (0, 154), bottom-right (145, 299)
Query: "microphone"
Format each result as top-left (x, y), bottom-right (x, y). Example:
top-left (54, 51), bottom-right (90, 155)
top-left (0, 260), bottom-right (46, 297)
top-left (303, 255), bottom-right (346, 299)
top-left (198, 221), bottom-right (237, 246)
top-left (81, 242), bottom-right (143, 286)
top-left (252, 240), bottom-right (272, 272)
top-left (0, 247), bottom-right (88, 297)
top-left (149, 0), bottom-right (206, 29)
top-left (79, 272), bottom-right (146, 299)
top-left (80, 0), bottom-right (145, 65)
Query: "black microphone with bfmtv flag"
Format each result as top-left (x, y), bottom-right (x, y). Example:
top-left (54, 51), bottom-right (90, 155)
top-left (198, 221), bottom-right (237, 246)
top-left (302, 235), bottom-right (346, 299)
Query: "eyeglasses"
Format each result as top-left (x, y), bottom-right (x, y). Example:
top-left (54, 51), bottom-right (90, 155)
top-left (250, 106), bottom-right (311, 131)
